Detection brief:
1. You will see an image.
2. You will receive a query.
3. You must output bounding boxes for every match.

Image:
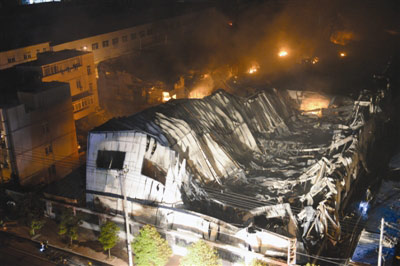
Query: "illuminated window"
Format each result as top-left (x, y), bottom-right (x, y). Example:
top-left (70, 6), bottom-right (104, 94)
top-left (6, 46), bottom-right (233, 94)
top-left (102, 40), bottom-right (109, 48)
top-left (87, 65), bottom-right (91, 75)
top-left (122, 35), bottom-right (128, 42)
top-left (130, 33), bottom-right (136, 40)
top-left (139, 31), bottom-right (145, 38)
top-left (96, 150), bottom-right (126, 170)
top-left (112, 38), bottom-right (119, 45)
top-left (92, 43), bottom-right (99, 50)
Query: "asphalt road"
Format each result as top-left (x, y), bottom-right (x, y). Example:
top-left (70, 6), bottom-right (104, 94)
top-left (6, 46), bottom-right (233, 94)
top-left (0, 231), bottom-right (109, 266)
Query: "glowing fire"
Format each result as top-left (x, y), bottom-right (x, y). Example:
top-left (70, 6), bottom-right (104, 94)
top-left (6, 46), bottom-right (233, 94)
top-left (300, 96), bottom-right (330, 117)
top-left (278, 50), bottom-right (288, 57)
top-left (162, 92), bottom-right (176, 102)
top-left (189, 87), bottom-right (210, 99)
top-left (330, 31), bottom-right (355, 46)
top-left (248, 63), bottom-right (260, 74)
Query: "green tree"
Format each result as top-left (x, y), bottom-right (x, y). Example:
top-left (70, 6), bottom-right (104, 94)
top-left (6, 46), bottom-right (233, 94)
top-left (98, 221), bottom-right (120, 259)
top-left (180, 240), bottom-right (221, 266)
top-left (131, 224), bottom-right (172, 266)
top-left (58, 208), bottom-right (82, 246)
top-left (29, 218), bottom-right (45, 236)
top-left (250, 259), bottom-right (269, 266)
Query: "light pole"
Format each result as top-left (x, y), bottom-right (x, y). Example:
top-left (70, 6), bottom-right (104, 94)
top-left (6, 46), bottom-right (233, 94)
top-left (119, 166), bottom-right (133, 266)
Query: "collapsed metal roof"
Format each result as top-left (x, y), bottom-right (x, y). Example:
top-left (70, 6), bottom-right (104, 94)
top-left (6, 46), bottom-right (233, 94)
top-left (91, 86), bottom-right (388, 252)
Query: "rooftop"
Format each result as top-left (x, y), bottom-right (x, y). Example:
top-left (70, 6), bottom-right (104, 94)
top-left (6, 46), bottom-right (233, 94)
top-left (23, 50), bottom-right (89, 66)
top-left (0, 2), bottom-right (212, 52)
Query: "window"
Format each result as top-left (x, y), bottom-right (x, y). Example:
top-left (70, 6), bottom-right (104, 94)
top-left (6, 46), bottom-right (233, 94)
top-left (87, 65), bottom-right (92, 75)
top-left (130, 33), bottom-right (136, 40)
top-left (24, 52), bottom-right (31, 60)
top-left (102, 40), bottom-right (109, 48)
top-left (76, 79), bottom-right (82, 89)
top-left (139, 31), bottom-right (145, 38)
top-left (48, 164), bottom-right (56, 176)
top-left (45, 144), bottom-right (53, 155)
top-left (43, 48), bottom-right (46, 52)
top-left (147, 28), bottom-right (153, 35)
top-left (42, 122), bottom-right (49, 134)
top-left (141, 158), bottom-right (166, 185)
top-left (36, 49), bottom-right (40, 54)
top-left (92, 43), bottom-right (99, 50)
top-left (112, 37), bottom-right (119, 45)
top-left (96, 150), bottom-right (126, 170)
top-left (89, 82), bottom-right (93, 92)
top-left (7, 57), bottom-right (15, 63)
top-left (122, 35), bottom-right (128, 42)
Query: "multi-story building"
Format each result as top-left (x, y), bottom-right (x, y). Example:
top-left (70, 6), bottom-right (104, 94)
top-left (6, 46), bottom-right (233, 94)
top-left (0, 42), bottom-right (50, 70)
top-left (17, 50), bottom-right (99, 121)
top-left (0, 80), bottom-right (79, 186)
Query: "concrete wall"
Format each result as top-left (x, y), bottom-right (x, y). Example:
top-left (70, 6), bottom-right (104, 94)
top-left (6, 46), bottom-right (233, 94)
top-left (40, 52), bottom-right (99, 121)
top-left (0, 42), bottom-right (50, 70)
top-left (0, 83), bottom-right (79, 185)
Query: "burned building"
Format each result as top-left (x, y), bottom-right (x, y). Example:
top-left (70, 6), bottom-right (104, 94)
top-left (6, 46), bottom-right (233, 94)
top-left (86, 86), bottom-right (389, 261)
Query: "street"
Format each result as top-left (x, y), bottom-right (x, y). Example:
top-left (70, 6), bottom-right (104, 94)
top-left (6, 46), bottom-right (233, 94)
top-left (0, 231), bottom-right (109, 266)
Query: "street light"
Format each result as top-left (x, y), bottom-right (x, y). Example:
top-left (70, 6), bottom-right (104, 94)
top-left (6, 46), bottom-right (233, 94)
top-left (119, 166), bottom-right (133, 266)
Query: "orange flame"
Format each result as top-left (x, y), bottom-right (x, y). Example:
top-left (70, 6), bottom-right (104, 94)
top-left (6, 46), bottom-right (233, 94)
top-left (330, 31), bottom-right (355, 46)
top-left (300, 96), bottom-right (330, 117)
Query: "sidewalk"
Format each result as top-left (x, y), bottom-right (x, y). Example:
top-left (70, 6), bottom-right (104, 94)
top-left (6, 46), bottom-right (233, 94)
top-left (6, 217), bottom-right (128, 266)
top-left (6, 216), bottom-right (186, 266)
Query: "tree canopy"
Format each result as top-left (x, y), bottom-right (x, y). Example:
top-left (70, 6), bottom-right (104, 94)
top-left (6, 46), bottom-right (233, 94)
top-left (58, 208), bottom-right (82, 246)
top-left (180, 240), bottom-right (221, 266)
top-left (131, 224), bottom-right (172, 266)
top-left (98, 220), bottom-right (120, 259)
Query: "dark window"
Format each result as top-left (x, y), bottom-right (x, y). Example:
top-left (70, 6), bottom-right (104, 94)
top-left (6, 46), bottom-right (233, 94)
top-left (7, 57), bottom-right (15, 63)
top-left (122, 35), bottom-right (128, 42)
top-left (96, 150), bottom-right (126, 170)
top-left (42, 122), bottom-right (49, 134)
top-left (48, 164), bottom-right (56, 176)
top-left (102, 40), bottom-right (109, 47)
top-left (24, 53), bottom-right (31, 60)
top-left (139, 31), bottom-right (145, 38)
top-left (147, 28), bottom-right (153, 35)
top-left (43, 48), bottom-right (46, 52)
top-left (130, 33), bottom-right (136, 40)
top-left (89, 83), bottom-right (93, 92)
top-left (87, 65), bottom-right (92, 75)
top-left (45, 144), bottom-right (53, 155)
top-left (141, 158), bottom-right (166, 185)
top-left (112, 38), bottom-right (119, 45)
top-left (76, 79), bottom-right (82, 89)
top-left (92, 43), bottom-right (99, 50)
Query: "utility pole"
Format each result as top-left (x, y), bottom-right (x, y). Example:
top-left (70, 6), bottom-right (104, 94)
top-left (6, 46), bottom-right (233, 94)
top-left (119, 167), bottom-right (133, 266)
top-left (378, 218), bottom-right (384, 266)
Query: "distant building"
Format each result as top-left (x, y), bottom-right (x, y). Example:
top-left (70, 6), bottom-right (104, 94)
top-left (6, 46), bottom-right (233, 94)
top-left (17, 50), bottom-right (99, 121)
top-left (0, 42), bottom-right (50, 70)
top-left (0, 80), bottom-right (79, 186)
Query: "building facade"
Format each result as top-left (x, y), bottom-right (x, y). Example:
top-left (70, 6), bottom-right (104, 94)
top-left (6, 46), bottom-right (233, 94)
top-left (0, 42), bottom-right (50, 70)
top-left (18, 50), bottom-right (99, 121)
top-left (0, 82), bottom-right (79, 186)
